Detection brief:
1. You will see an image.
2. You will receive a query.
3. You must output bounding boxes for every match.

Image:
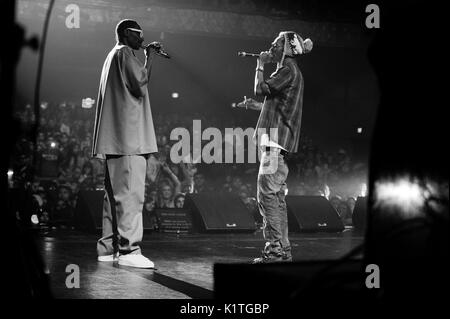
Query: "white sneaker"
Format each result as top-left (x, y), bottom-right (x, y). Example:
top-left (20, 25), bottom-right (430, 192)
top-left (97, 253), bottom-right (118, 262)
top-left (118, 254), bottom-right (155, 269)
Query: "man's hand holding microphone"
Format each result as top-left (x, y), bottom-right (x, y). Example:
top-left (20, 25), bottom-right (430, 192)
top-left (143, 41), bottom-right (161, 60)
top-left (142, 41), bottom-right (170, 59)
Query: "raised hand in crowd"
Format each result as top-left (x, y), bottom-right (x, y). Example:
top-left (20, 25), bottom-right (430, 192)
top-left (160, 161), bottom-right (181, 195)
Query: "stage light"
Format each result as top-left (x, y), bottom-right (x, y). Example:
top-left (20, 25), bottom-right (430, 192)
top-left (31, 214), bottom-right (39, 225)
top-left (357, 127), bottom-right (363, 134)
top-left (172, 92), bottom-right (179, 99)
top-left (82, 97), bottom-right (95, 108)
top-left (374, 176), bottom-right (426, 218)
top-left (231, 102), bottom-right (236, 108)
top-left (50, 142), bottom-right (57, 148)
top-left (7, 169), bottom-right (13, 178)
top-left (360, 183), bottom-right (367, 197)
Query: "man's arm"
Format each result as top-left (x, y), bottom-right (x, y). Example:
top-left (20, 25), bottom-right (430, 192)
top-left (144, 45), bottom-right (157, 80)
top-left (161, 162), bottom-right (182, 195)
top-left (254, 51), bottom-right (272, 96)
top-left (120, 48), bottom-right (151, 98)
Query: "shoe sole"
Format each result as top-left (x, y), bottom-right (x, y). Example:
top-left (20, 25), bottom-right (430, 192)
top-left (118, 260), bottom-right (154, 269)
top-left (252, 258), bottom-right (283, 264)
top-left (97, 256), bottom-right (117, 262)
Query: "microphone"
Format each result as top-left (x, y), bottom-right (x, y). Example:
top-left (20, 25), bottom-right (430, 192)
top-left (141, 43), bottom-right (171, 59)
top-left (237, 51), bottom-right (260, 58)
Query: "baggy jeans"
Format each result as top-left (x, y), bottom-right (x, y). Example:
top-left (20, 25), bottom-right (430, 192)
top-left (257, 150), bottom-right (291, 258)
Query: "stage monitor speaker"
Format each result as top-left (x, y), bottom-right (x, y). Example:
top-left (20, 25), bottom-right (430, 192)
top-left (185, 193), bottom-right (256, 232)
top-left (352, 196), bottom-right (367, 232)
top-left (74, 190), bottom-right (104, 232)
top-left (286, 195), bottom-right (344, 232)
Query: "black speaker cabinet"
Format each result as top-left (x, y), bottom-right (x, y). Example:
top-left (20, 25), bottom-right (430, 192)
top-left (185, 193), bottom-right (256, 232)
top-left (286, 196), bottom-right (344, 232)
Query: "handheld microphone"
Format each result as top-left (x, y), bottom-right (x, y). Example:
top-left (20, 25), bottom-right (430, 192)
top-left (141, 43), bottom-right (171, 59)
top-left (237, 51), bottom-right (260, 58)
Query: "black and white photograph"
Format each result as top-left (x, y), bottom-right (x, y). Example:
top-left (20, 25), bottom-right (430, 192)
top-left (3, 0), bottom-right (448, 315)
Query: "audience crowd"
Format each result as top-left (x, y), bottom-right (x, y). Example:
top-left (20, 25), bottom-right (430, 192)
top-left (10, 102), bottom-right (368, 230)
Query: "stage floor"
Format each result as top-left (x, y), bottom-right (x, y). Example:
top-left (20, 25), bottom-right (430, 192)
top-left (37, 228), bottom-right (364, 299)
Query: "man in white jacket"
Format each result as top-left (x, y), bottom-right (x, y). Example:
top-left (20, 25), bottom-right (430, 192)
top-left (92, 19), bottom-right (159, 268)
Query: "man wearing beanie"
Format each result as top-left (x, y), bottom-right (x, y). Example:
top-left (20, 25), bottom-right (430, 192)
top-left (237, 31), bottom-right (313, 263)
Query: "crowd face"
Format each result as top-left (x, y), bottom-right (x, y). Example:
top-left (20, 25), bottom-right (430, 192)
top-left (149, 190), bottom-right (157, 200)
top-left (175, 196), bottom-right (185, 208)
top-left (161, 185), bottom-right (173, 200)
top-left (144, 200), bottom-right (155, 212)
top-left (58, 187), bottom-right (71, 201)
top-left (181, 183), bottom-right (192, 194)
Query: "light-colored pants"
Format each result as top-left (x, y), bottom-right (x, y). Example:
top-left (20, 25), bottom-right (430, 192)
top-left (257, 150), bottom-right (291, 258)
top-left (97, 155), bottom-right (147, 256)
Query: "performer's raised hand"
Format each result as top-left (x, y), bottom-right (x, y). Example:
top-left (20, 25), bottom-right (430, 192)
top-left (144, 41), bottom-right (159, 59)
top-left (258, 51), bottom-right (272, 64)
